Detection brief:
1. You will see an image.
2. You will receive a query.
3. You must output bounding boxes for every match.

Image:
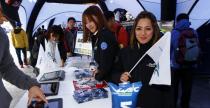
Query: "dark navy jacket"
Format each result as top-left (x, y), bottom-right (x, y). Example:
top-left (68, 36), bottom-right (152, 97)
top-left (91, 28), bottom-right (119, 82)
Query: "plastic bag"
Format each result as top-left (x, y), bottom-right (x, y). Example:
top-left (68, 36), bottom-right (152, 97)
top-left (109, 82), bottom-right (142, 108)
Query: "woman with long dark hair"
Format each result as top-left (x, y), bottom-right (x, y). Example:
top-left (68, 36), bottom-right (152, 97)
top-left (119, 11), bottom-right (173, 108)
top-left (82, 5), bottom-right (119, 82)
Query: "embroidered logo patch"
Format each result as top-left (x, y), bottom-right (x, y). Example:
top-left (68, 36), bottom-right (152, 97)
top-left (146, 63), bottom-right (156, 68)
top-left (100, 42), bottom-right (108, 50)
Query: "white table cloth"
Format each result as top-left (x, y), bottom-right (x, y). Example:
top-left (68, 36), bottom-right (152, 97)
top-left (15, 57), bottom-right (112, 108)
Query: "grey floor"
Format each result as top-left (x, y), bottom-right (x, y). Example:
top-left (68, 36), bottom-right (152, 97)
top-left (189, 77), bottom-right (210, 108)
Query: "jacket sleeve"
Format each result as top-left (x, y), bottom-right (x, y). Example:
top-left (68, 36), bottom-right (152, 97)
top-left (107, 48), bottom-right (130, 83)
top-left (95, 31), bottom-right (119, 81)
top-left (11, 31), bottom-right (15, 47)
top-left (118, 27), bottom-right (129, 48)
top-left (22, 30), bottom-right (29, 49)
top-left (0, 33), bottom-right (39, 90)
top-left (170, 30), bottom-right (180, 62)
top-left (58, 41), bottom-right (67, 62)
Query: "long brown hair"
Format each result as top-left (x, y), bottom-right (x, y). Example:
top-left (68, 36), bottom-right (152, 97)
top-left (130, 11), bottom-right (160, 48)
top-left (82, 5), bottom-right (107, 42)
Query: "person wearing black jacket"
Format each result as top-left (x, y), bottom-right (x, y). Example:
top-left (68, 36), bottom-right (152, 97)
top-left (82, 6), bottom-right (119, 82)
top-left (119, 11), bottom-right (173, 108)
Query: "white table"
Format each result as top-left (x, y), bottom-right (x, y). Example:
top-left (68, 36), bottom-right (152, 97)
top-left (15, 57), bottom-right (112, 108)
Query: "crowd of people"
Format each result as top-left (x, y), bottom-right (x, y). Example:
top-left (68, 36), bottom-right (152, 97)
top-left (0, 4), bottom-right (200, 108)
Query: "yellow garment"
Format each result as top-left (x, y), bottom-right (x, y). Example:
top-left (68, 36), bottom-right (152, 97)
top-left (11, 29), bottom-right (29, 49)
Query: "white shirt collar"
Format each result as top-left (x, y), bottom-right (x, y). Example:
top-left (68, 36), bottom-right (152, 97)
top-left (93, 30), bottom-right (98, 35)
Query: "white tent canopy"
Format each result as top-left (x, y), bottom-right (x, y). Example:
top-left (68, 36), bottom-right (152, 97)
top-left (176, 0), bottom-right (210, 29)
top-left (32, 3), bottom-right (94, 34)
top-left (18, 0), bottom-right (161, 33)
top-left (18, 0), bottom-right (210, 32)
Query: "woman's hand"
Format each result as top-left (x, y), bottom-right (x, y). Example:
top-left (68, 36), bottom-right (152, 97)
top-left (28, 86), bottom-right (48, 106)
top-left (89, 64), bottom-right (98, 77)
top-left (120, 72), bottom-right (131, 82)
top-left (90, 66), bottom-right (98, 77)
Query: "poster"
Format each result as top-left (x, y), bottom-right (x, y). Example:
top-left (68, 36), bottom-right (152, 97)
top-left (74, 31), bottom-right (92, 56)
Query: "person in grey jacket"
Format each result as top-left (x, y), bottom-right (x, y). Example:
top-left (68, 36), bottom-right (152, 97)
top-left (64, 17), bottom-right (78, 57)
top-left (0, 6), bottom-right (47, 108)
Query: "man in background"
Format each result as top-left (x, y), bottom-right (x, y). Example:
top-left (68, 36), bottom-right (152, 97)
top-left (64, 17), bottom-right (78, 56)
top-left (104, 11), bottom-right (129, 49)
top-left (171, 13), bottom-right (200, 108)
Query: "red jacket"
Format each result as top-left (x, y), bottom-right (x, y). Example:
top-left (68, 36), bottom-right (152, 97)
top-left (113, 23), bottom-right (129, 48)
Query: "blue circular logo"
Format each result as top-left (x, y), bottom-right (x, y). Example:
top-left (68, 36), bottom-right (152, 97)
top-left (101, 42), bottom-right (108, 50)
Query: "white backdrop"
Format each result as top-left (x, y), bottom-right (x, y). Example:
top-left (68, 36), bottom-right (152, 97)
top-left (18, 0), bottom-right (210, 31)
top-left (176, 0), bottom-right (210, 29)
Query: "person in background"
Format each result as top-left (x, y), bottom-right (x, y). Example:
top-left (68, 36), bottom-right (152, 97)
top-left (64, 17), bottom-right (78, 57)
top-left (31, 27), bottom-right (47, 68)
top-left (11, 22), bottom-right (28, 68)
top-left (171, 13), bottom-right (199, 108)
top-left (41, 25), bottom-right (47, 32)
top-left (82, 5), bottom-right (120, 82)
top-left (104, 11), bottom-right (129, 49)
top-left (119, 11), bottom-right (173, 108)
top-left (0, 5), bottom-right (47, 108)
top-left (46, 25), bottom-right (67, 67)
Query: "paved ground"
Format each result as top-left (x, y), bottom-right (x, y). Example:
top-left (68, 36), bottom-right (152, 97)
top-left (190, 78), bottom-right (210, 108)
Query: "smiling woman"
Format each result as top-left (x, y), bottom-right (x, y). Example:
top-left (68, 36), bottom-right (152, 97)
top-left (82, 5), bottom-right (120, 83)
top-left (130, 11), bottom-right (160, 48)
top-left (118, 11), bottom-right (173, 108)
top-left (135, 18), bottom-right (154, 44)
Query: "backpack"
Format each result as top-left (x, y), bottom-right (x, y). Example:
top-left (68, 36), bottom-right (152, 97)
top-left (175, 28), bottom-right (200, 65)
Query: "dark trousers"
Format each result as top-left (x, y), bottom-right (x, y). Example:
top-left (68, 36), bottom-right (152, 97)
top-left (172, 67), bottom-right (193, 108)
top-left (15, 48), bottom-right (27, 65)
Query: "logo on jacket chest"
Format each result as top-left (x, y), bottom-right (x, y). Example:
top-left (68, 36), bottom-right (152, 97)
top-left (100, 42), bottom-right (108, 50)
top-left (146, 63), bottom-right (156, 68)
top-left (147, 63), bottom-right (160, 76)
